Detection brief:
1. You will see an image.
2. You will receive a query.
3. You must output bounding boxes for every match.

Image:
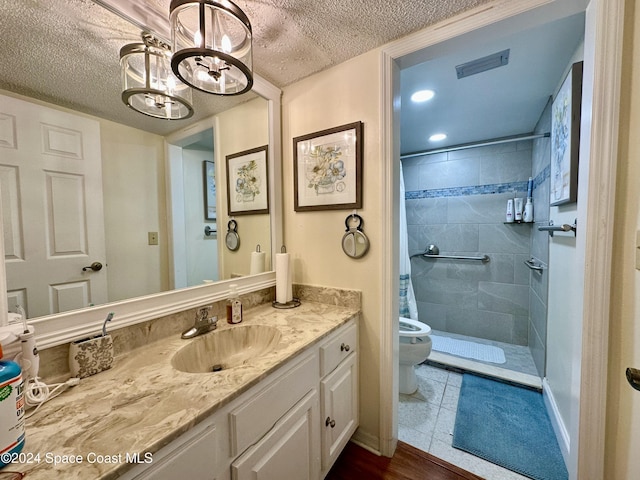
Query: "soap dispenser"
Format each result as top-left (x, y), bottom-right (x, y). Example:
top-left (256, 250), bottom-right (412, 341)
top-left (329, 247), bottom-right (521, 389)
top-left (226, 284), bottom-right (243, 324)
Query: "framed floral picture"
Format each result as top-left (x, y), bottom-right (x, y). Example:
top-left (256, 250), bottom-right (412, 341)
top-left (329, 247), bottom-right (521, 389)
top-left (203, 160), bottom-right (216, 221)
top-left (226, 145), bottom-right (269, 215)
top-left (550, 61), bottom-right (583, 206)
top-left (293, 121), bottom-right (363, 212)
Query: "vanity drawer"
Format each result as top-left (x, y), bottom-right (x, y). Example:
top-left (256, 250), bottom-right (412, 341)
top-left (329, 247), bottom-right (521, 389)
top-left (229, 350), bottom-right (318, 456)
top-left (319, 320), bottom-right (358, 377)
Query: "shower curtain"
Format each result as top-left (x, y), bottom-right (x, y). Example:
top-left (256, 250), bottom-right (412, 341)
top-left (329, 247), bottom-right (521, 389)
top-left (399, 162), bottom-right (418, 320)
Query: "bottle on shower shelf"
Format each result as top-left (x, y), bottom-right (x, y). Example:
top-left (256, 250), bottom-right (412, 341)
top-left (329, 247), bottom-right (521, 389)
top-left (523, 198), bottom-right (534, 222)
top-left (514, 197), bottom-right (524, 222)
top-left (523, 177), bottom-right (534, 222)
top-left (506, 199), bottom-right (514, 223)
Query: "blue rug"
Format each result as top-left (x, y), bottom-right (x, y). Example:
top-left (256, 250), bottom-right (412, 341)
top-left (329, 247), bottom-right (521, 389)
top-left (452, 374), bottom-right (568, 480)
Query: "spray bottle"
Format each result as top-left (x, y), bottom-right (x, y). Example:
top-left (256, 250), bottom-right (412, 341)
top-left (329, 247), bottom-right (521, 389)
top-left (0, 325), bottom-right (26, 466)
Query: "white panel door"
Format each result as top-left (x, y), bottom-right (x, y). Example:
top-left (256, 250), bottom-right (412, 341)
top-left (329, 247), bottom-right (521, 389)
top-left (0, 93), bottom-right (107, 318)
top-left (231, 390), bottom-right (320, 480)
top-left (320, 352), bottom-right (358, 473)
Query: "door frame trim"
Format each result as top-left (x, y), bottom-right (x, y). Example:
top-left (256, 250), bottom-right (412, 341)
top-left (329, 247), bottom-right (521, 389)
top-left (378, 1), bottom-right (623, 478)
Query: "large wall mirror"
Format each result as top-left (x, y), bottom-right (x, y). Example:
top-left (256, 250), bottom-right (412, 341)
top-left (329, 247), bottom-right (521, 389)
top-left (0, 1), bottom-right (282, 347)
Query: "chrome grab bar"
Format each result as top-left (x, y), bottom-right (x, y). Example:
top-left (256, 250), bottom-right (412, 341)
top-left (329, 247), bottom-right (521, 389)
top-left (410, 244), bottom-right (489, 263)
top-left (410, 252), bottom-right (490, 263)
top-left (538, 219), bottom-right (577, 237)
top-left (524, 259), bottom-right (544, 272)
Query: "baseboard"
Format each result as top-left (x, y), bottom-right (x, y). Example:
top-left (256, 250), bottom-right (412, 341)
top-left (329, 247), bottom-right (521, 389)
top-left (542, 377), bottom-right (570, 467)
top-left (351, 428), bottom-right (382, 456)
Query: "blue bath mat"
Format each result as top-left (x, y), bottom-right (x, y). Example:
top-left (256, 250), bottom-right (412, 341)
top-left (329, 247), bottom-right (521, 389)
top-left (453, 374), bottom-right (567, 480)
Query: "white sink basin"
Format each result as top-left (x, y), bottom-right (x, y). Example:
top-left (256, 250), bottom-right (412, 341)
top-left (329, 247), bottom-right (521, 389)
top-left (171, 325), bottom-right (282, 373)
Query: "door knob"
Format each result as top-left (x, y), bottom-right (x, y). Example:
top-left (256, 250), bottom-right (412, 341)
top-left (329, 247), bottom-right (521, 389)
top-left (626, 368), bottom-right (640, 391)
top-left (82, 262), bottom-right (103, 272)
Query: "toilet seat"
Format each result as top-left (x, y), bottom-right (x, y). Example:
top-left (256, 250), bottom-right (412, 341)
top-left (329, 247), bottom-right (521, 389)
top-left (399, 317), bottom-right (431, 337)
top-left (398, 317), bottom-right (432, 394)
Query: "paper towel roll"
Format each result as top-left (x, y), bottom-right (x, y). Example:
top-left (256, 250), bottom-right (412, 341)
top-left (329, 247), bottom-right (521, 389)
top-left (250, 251), bottom-right (266, 275)
top-left (275, 253), bottom-right (291, 304)
top-left (287, 258), bottom-right (293, 302)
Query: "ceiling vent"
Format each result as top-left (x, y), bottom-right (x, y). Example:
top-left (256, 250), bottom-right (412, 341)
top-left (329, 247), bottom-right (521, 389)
top-left (455, 49), bottom-right (510, 79)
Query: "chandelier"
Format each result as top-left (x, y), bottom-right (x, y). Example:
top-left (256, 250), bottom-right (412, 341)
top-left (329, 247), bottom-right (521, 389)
top-left (169, 0), bottom-right (253, 96)
top-left (120, 33), bottom-right (194, 120)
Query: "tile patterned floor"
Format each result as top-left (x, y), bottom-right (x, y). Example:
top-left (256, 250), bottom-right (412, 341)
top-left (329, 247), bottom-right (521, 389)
top-left (398, 364), bottom-right (530, 480)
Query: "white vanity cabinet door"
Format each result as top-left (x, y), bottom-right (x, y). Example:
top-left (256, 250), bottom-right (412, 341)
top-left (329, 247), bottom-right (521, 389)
top-left (126, 419), bottom-right (218, 480)
top-left (231, 390), bottom-right (320, 480)
top-left (320, 351), bottom-right (358, 474)
top-left (229, 350), bottom-right (318, 457)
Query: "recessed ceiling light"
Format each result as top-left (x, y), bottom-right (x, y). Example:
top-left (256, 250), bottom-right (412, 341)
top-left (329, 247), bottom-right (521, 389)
top-left (429, 133), bottom-right (447, 142)
top-left (411, 89), bottom-right (435, 103)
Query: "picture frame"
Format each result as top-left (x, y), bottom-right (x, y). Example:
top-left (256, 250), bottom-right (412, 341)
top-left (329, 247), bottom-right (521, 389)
top-left (226, 145), bottom-right (269, 215)
top-left (293, 121), bottom-right (363, 212)
top-left (550, 61), bottom-right (583, 206)
top-left (203, 160), bottom-right (216, 221)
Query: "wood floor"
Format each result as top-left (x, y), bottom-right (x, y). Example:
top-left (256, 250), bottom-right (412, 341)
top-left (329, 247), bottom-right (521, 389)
top-left (325, 441), bottom-right (484, 480)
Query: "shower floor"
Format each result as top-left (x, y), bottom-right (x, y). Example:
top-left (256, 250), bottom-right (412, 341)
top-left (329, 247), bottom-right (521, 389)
top-left (426, 330), bottom-right (541, 389)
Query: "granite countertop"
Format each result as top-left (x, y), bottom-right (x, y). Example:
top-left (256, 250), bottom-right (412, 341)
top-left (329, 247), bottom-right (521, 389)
top-left (10, 301), bottom-right (359, 479)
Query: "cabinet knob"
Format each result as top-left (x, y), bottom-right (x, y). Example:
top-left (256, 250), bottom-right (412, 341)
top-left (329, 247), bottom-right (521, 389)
top-left (340, 343), bottom-right (350, 352)
top-left (325, 417), bottom-right (336, 428)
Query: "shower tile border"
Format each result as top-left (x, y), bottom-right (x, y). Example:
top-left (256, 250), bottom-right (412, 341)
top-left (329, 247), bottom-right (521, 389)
top-left (405, 165), bottom-right (550, 200)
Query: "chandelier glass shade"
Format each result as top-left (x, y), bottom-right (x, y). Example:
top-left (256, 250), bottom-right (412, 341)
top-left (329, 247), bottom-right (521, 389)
top-left (120, 33), bottom-right (194, 120)
top-left (169, 0), bottom-right (253, 95)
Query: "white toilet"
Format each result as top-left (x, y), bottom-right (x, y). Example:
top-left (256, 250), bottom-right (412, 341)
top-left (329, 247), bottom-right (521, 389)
top-left (399, 317), bottom-right (432, 394)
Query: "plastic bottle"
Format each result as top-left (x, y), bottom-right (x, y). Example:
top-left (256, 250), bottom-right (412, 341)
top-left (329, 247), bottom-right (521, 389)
top-left (527, 177), bottom-right (534, 198)
top-left (0, 360), bottom-right (25, 467)
top-left (506, 199), bottom-right (514, 223)
top-left (514, 197), bottom-right (524, 222)
top-left (523, 198), bottom-right (534, 222)
top-left (226, 284), bottom-right (243, 324)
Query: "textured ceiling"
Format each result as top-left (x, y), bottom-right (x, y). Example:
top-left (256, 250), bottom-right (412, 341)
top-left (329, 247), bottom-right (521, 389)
top-left (0, 0), bottom-right (492, 136)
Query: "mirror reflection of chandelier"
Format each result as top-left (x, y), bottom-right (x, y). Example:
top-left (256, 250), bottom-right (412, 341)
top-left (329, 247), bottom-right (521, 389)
top-left (169, 0), bottom-right (253, 96)
top-left (120, 33), bottom-right (194, 120)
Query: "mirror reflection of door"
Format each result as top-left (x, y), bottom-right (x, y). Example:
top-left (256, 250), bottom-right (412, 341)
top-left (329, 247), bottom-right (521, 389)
top-left (1, 93), bottom-right (108, 317)
top-left (179, 129), bottom-right (219, 288)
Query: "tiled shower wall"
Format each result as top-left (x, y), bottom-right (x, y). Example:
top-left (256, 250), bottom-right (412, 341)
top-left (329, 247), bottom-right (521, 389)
top-left (402, 141), bottom-right (534, 346)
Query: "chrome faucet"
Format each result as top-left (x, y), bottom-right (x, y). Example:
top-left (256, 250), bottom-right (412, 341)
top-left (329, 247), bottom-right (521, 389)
top-left (181, 306), bottom-right (218, 339)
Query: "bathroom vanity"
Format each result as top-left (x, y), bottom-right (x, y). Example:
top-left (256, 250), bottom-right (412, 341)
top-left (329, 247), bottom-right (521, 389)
top-left (10, 301), bottom-right (359, 480)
